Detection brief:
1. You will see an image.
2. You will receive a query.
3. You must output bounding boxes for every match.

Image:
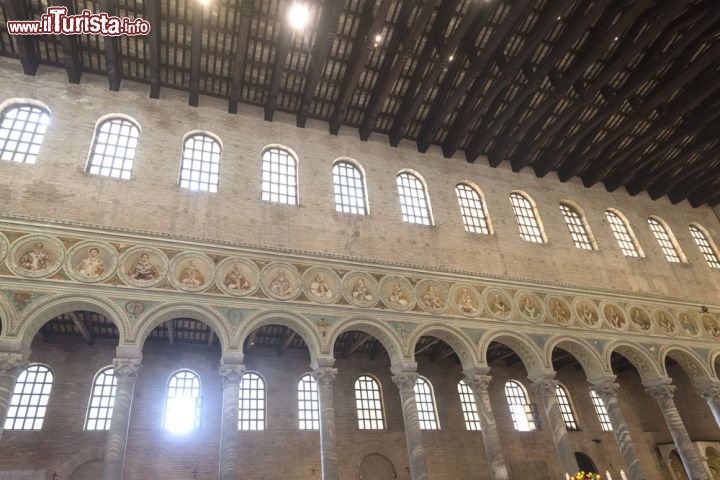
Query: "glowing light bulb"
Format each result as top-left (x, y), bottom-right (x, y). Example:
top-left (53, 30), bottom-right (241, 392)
top-left (289, 3), bottom-right (309, 30)
top-left (374, 34), bottom-right (382, 43)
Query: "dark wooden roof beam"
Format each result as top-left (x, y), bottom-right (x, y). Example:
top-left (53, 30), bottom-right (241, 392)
top-left (522, 0), bottom-right (690, 176)
top-left (444, 1), bottom-right (568, 161)
top-left (278, 328), bottom-right (296, 355)
top-left (297, 0), bottom-right (344, 128)
top-left (415, 0), bottom-right (534, 153)
top-left (547, 7), bottom-right (718, 180)
top-left (50, 0), bottom-right (82, 83)
top-left (329, 0), bottom-right (393, 135)
top-left (145, 0), bottom-right (163, 98)
top-left (69, 312), bottom-right (94, 346)
top-left (388, 0), bottom-right (481, 146)
top-left (2, 0), bottom-right (39, 75)
top-left (664, 143), bottom-right (720, 203)
top-left (99, 0), bottom-right (121, 91)
top-left (415, 337), bottom-right (441, 356)
top-left (342, 333), bottom-right (370, 358)
top-left (165, 320), bottom-right (175, 345)
top-left (264, 11), bottom-right (293, 121)
top-left (188, 1), bottom-right (204, 106)
top-left (358, 0), bottom-right (439, 141)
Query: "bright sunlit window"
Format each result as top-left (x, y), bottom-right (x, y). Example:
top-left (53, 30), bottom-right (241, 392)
top-left (590, 390), bottom-right (612, 431)
top-left (163, 370), bottom-right (201, 434)
top-left (298, 373), bottom-right (319, 430)
top-left (85, 367), bottom-right (117, 431)
top-left (457, 380), bottom-right (481, 431)
top-left (0, 104), bottom-right (51, 164)
top-left (238, 372), bottom-right (265, 431)
top-left (179, 133), bottom-right (221, 193)
top-left (414, 376), bottom-right (439, 430)
top-left (5, 364), bottom-right (53, 430)
top-left (504, 380), bottom-right (537, 431)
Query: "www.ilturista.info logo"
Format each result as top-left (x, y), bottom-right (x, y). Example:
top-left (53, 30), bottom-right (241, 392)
top-left (7, 7), bottom-right (151, 36)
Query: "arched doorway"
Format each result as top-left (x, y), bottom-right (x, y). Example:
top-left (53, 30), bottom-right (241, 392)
top-left (359, 453), bottom-right (396, 480)
top-left (574, 452), bottom-right (597, 474)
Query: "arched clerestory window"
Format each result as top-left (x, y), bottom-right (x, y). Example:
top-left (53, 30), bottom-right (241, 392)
top-left (559, 201), bottom-right (596, 250)
top-left (262, 146), bottom-right (298, 205)
top-left (647, 216), bottom-right (685, 263)
top-left (509, 192), bottom-right (546, 243)
top-left (589, 390), bottom-right (612, 431)
top-left (554, 384), bottom-right (578, 431)
top-left (396, 170), bottom-right (433, 225)
top-left (455, 182), bottom-right (491, 234)
top-left (332, 159), bottom-right (368, 215)
top-left (5, 364), bottom-right (54, 430)
top-left (504, 380), bottom-right (537, 431)
top-left (689, 224), bottom-right (720, 269)
top-left (85, 366), bottom-right (117, 430)
top-left (0, 103), bottom-right (51, 164)
top-left (238, 372), bottom-right (265, 431)
top-left (298, 373), bottom-right (319, 430)
top-left (605, 209), bottom-right (643, 257)
top-left (86, 116), bottom-right (140, 179)
top-left (163, 369), bottom-right (202, 433)
top-left (179, 132), bottom-right (222, 192)
top-left (414, 376), bottom-right (439, 430)
top-left (457, 380), bottom-right (481, 430)
top-left (354, 375), bottom-right (384, 429)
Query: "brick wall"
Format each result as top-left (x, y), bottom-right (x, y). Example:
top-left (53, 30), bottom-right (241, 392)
top-left (0, 57), bottom-right (719, 306)
top-left (1, 335), bottom-right (717, 479)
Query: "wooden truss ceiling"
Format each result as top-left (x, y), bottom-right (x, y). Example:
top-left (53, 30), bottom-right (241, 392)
top-left (1, 0), bottom-right (719, 206)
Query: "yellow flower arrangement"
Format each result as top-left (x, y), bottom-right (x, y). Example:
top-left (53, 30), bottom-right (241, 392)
top-left (572, 472), bottom-right (601, 480)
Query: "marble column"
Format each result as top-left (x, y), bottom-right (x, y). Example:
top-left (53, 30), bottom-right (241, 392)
top-left (0, 352), bottom-right (27, 441)
top-left (218, 363), bottom-right (245, 480)
top-left (102, 358), bottom-right (141, 480)
top-left (464, 372), bottom-right (510, 480)
top-left (392, 372), bottom-right (429, 480)
top-left (696, 383), bottom-right (720, 430)
top-left (312, 366), bottom-right (339, 480)
top-left (645, 382), bottom-right (708, 480)
top-left (532, 377), bottom-right (578, 476)
top-left (591, 381), bottom-right (648, 480)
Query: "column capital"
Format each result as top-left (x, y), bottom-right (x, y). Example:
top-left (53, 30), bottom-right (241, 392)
top-left (219, 363), bottom-right (245, 384)
top-left (0, 352), bottom-right (28, 376)
top-left (696, 382), bottom-right (720, 400)
top-left (311, 366), bottom-right (338, 386)
top-left (113, 358), bottom-right (141, 380)
top-left (532, 377), bottom-right (558, 397)
top-left (645, 383), bottom-right (676, 401)
top-left (392, 371), bottom-right (419, 391)
top-left (590, 379), bottom-right (619, 399)
top-left (463, 374), bottom-right (492, 394)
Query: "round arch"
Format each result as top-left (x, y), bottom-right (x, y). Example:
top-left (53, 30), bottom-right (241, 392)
top-left (660, 345), bottom-right (717, 386)
top-left (15, 293), bottom-right (129, 347)
top-left (328, 316), bottom-right (406, 367)
top-left (0, 97), bottom-right (52, 116)
top-left (409, 323), bottom-right (479, 372)
top-left (48, 446), bottom-right (105, 480)
top-left (238, 309), bottom-right (321, 365)
top-left (133, 303), bottom-right (232, 354)
top-left (606, 341), bottom-right (664, 381)
top-left (479, 331), bottom-right (549, 377)
top-left (710, 350), bottom-right (720, 377)
top-left (546, 336), bottom-right (610, 381)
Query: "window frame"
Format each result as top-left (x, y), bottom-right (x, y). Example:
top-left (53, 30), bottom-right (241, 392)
top-left (85, 115), bottom-right (140, 180)
top-left (457, 379), bottom-right (481, 431)
top-left (396, 169), bottom-right (434, 226)
top-left (689, 223), bottom-right (720, 269)
top-left (238, 371), bottom-right (266, 431)
top-left (554, 383), bottom-right (579, 431)
top-left (5, 363), bottom-right (54, 430)
top-left (162, 369), bottom-right (202, 433)
top-left (331, 158), bottom-right (369, 215)
top-left (0, 102), bottom-right (51, 165)
top-left (298, 373), bottom-right (319, 430)
top-left (509, 191), bottom-right (547, 243)
top-left (84, 366), bottom-right (117, 431)
top-left (178, 131), bottom-right (222, 193)
top-left (605, 209), bottom-right (644, 257)
top-left (589, 390), bottom-right (613, 431)
top-left (455, 182), bottom-right (493, 235)
top-left (647, 216), bottom-right (686, 263)
top-left (414, 375), bottom-right (440, 430)
top-left (559, 201), bottom-right (597, 250)
top-left (354, 374), bottom-right (385, 430)
top-left (261, 145), bottom-right (299, 205)
top-left (504, 379), bottom-right (538, 431)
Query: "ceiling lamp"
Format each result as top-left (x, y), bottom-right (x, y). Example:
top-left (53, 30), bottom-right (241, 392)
top-left (288, 2), bottom-right (310, 30)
